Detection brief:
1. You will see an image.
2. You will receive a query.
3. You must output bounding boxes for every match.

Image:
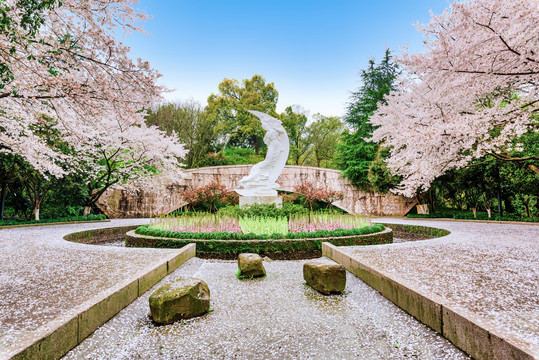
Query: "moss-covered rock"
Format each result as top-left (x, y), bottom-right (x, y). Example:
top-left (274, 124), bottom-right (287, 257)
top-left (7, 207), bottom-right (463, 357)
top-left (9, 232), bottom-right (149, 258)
top-left (149, 278), bottom-right (210, 324)
top-left (303, 258), bottom-right (346, 295)
top-left (238, 253), bottom-right (266, 278)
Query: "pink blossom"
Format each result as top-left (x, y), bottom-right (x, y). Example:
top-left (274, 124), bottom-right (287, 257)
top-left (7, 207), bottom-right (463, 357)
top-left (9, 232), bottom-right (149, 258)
top-left (371, 0), bottom-right (539, 197)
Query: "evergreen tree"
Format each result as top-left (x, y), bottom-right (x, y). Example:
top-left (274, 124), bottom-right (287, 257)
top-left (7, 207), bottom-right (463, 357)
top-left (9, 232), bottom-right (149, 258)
top-left (338, 49), bottom-right (399, 191)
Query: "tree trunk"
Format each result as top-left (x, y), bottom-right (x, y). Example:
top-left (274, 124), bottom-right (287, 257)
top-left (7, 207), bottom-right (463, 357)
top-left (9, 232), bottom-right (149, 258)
top-left (486, 208), bottom-right (491, 218)
top-left (529, 164), bottom-right (539, 175)
top-left (83, 206), bottom-right (92, 216)
top-left (472, 207), bottom-right (477, 218)
top-left (253, 135), bottom-right (259, 155)
top-left (428, 188), bottom-right (436, 213)
top-left (33, 207), bottom-right (40, 221)
top-left (496, 164), bottom-right (502, 217)
top-left (524, 198), bottom-right (531, 218)
top-left (0, 181), bottom-right (6, 221)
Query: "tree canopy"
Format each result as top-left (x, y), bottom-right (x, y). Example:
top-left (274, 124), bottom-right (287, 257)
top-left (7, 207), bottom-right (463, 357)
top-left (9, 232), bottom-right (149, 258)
top-left (338, 49), bottom-right (400, 191)
top-left (206, 75), bottom-right (279, 154)
top-left (371, 0), bottom-right (539, 196)
top-left (0, 0), bottom-right (185, 178)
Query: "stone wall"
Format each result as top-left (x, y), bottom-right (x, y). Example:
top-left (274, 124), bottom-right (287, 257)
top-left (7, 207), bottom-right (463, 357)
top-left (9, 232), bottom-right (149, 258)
top-left (96, 165), bottom-right (417, 218)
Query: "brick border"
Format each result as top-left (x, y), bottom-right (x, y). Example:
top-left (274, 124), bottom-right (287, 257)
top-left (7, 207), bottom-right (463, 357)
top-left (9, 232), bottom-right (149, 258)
top-left (0, 243), bottom-right (196, 360)
top-left (322, 242), bottom-right (539, 360)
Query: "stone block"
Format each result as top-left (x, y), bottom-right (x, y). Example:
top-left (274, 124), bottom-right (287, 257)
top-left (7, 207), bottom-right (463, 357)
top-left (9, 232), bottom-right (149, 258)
top-left (167, 243), bottom-right (196, 274)
top-left (78, 280), bottom-right (138, 341)
top-left (139, 263), bottom-right (168, 296)
top-left (238, 253), bottom-right (266, 277)
top-left (239, 195), bottom-right (282, 208)
top-left (303, 257), bottom-right (346, 295)
top-left (442, 305), bottom-right (494, 360)
top-left (149, 278), bottom-right (210, 325)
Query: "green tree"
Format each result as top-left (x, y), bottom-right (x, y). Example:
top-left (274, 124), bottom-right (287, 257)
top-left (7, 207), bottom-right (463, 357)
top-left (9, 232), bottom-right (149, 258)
top-left (280, 105), bottom-right (311, 165)
top-left (306, 114), bottom-right (343, 168)
top-left (222, 147), bottom-right (263, 165)
top-left (500, 131), bottom-right (539, 217)
top-left (367, 147), bottom-right (400, 194)
top-left (206, 75), bottom-right (279, 154)
top-left (338, 49), bottom-right (400, 191)
top-left (146, 100), bottom-right (221, 168)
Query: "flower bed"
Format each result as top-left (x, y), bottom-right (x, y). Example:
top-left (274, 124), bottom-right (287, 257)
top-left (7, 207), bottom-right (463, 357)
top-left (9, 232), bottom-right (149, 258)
top-left (128, 223), bottom-right (391, 260)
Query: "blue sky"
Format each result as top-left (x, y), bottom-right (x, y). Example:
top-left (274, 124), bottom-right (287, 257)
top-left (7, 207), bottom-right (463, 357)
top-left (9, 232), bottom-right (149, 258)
top-left (124, 0), bottom-right (450, 117)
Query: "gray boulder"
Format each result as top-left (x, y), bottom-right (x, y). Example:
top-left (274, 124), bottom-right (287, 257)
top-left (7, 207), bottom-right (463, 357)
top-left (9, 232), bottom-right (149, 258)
top-left (149, 277), bottom-right (210, 324)
top-left (238, 253), bottom-right (266, 278)
top-left (303, 258), bottom-right (346, 295)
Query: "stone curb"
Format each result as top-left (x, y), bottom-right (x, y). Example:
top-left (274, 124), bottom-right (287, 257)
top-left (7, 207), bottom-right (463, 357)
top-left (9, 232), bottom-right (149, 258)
top-left (0, 243), bottom-right (196, 360)
top-left (322, 242), bottom-right (539, 360)
top-left (0, 219), bottom-right (111, 230)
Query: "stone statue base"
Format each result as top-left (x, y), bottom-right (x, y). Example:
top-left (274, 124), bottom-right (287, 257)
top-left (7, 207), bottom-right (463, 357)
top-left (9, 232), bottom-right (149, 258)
top-left (239, 195), bottom-right (282, 209)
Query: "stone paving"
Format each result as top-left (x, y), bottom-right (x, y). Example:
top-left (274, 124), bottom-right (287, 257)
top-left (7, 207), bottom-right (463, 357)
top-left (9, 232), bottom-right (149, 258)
top-left (0, 219), bottom-right (181, 350)
top-left (64, 258), bottom-right (468, 359)
top-left (343, 218), bottom-right (539, 349)
top-left (0, 217), bottom-right (536, 359)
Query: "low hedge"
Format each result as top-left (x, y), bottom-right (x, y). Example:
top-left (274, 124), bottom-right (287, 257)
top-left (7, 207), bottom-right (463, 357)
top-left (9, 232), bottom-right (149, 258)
top-left (128, 224), bottom-right (392, 260)
top-left (218, 203), bottom-right (308, 218)
top-left (135, 223), bottom-right (386, 241)
top-left (0, 214), bottom-right (107, 227)
top-left (407, 212), bottom-right (538, 222)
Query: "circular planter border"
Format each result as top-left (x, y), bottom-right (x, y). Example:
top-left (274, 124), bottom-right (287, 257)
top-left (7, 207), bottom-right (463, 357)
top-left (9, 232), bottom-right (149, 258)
top-left (64, 225), bottom-right (139, 245)
top-left (125, 227), bottom-right (393, 260)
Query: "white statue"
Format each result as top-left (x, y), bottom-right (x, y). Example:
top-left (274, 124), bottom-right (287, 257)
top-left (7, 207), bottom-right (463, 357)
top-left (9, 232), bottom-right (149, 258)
top-left (235, 110), bottom-right (290, 197)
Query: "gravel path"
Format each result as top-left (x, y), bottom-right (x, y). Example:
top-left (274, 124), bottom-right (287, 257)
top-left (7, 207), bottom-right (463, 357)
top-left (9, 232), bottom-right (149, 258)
top-left (0, 219), bottom-right (181, 349)
top-left (64, 258), bottom-right (467, 360)
top-left (344, 218), bottom-right (539, 348)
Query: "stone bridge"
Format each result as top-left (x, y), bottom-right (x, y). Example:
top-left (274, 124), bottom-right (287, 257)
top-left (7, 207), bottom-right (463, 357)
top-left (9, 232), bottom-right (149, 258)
top-left (96, 165), bottom-right (417, 218)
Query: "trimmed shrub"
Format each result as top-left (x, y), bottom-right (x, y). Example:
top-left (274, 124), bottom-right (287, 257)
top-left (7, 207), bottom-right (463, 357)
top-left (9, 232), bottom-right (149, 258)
top-left (135, 223), bottom-right (386, 241)
top-left (0, 214), bottom-right (107, 227)
top-left (219, 203), bottom-right (307, 218)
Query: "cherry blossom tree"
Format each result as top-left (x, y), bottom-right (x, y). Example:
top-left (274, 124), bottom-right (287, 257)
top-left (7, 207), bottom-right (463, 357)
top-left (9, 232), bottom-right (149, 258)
top-left (1, 0), bottom-right (186, 211)
top-left (1, 0), bottom-right (183, 176)
top-left (74, 120), bottom-right (186, 215)
top-left (371, 0), bottom-right (539, 197)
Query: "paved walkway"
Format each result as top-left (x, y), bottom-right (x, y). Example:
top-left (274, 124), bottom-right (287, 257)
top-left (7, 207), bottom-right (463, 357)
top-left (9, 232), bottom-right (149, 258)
top-left (0, 219), bottom-right (182, 350)
top-left (64, 258), bottom-right (467, 359)
top-left (0, 218), bottom-right (536, 359)
top-left (343, 218), bottom-right (539, 349)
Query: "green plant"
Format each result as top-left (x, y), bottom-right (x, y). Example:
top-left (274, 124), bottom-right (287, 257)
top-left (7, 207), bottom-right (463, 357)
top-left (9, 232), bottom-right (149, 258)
top-left (219, 203), bottom-right (307, 218)
top-left (236, 269), bottom-right (264, 280)
top-left (236, 269), bottom-right (247, 280)
top-left (238, 216), bottom-right (288, 235)
top-left (0, 214), bottom-right (107, 227)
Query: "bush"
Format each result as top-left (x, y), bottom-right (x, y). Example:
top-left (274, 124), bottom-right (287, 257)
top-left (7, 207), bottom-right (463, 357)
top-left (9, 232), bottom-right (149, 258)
top-left (407, 209), bottom-right (539, 222)
top-left (0, 214), bottom-right (107, 226)
top-left (223, 147), bottom-right (264, 165)
top-left (179, 181), bottom-right (239, 213)
top-left (219, 203), bottom-right (307, 218)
